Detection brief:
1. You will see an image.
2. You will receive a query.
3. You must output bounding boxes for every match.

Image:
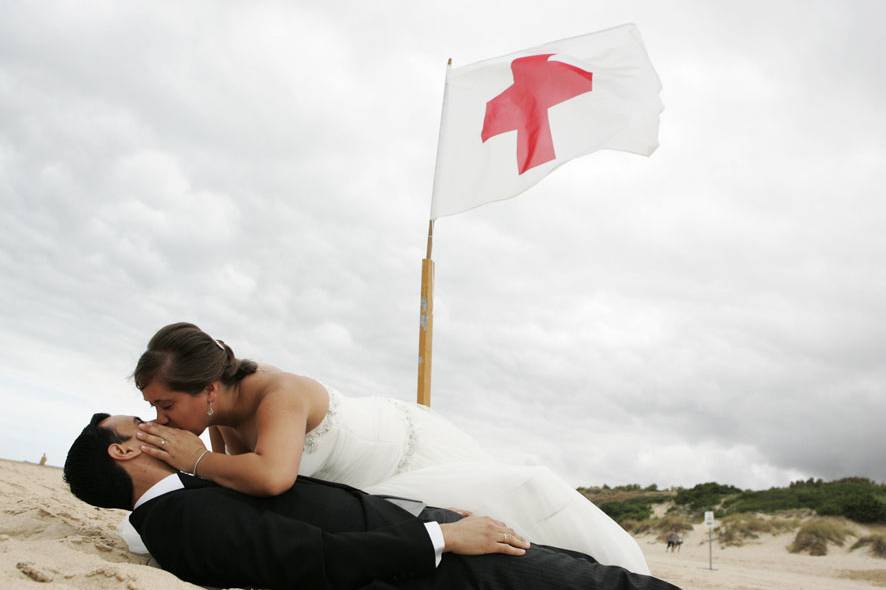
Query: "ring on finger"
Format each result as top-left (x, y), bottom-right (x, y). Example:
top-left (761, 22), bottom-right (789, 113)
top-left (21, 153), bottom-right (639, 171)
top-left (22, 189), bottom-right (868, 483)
top-left (160, 438), bottom-right (167, 446)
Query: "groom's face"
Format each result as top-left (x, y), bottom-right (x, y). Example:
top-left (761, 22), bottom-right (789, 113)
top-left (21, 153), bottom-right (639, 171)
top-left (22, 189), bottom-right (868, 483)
top-left (100, 415), bottom-right (146, 443)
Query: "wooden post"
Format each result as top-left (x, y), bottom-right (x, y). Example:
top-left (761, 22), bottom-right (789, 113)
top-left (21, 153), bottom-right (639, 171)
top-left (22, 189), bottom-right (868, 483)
top-left (417, 220), bottom-right (434, 406)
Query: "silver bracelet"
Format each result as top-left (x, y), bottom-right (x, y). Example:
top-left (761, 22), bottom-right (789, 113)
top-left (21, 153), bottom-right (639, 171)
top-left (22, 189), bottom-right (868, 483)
top-left (192, 450), bottom-right (211, 478)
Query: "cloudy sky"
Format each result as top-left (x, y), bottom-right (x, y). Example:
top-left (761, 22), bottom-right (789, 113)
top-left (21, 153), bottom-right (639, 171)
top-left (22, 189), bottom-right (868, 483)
top-left (1, 1), bottom-right (884, 490)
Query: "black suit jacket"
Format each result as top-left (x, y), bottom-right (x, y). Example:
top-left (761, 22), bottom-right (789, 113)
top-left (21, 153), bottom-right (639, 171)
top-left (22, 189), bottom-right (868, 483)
top-left (129, 474), bottom-right (436, 590)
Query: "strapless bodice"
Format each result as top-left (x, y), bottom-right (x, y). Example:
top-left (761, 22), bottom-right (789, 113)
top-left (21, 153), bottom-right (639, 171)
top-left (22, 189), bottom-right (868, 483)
top-left (297, 385), bottom-right (486, 489)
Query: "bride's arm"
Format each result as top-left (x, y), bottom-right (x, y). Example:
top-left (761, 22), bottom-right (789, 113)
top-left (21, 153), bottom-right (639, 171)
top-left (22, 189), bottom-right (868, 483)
top-left (195, 384), bottom-right (309, 496)
top-left (138, 375), bottom-right (310, 497)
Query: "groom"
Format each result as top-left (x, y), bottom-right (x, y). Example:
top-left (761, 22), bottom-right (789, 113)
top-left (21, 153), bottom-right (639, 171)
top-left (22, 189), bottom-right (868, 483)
top-left (65, 413), bottom-right (681, 590)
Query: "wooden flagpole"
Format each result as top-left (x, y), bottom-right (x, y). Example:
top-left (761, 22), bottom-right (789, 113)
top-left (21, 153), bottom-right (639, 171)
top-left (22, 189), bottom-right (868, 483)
top-left (417, 220), bottom-right (434, 406)
top-left (417, 58), bottom-right (451, 407)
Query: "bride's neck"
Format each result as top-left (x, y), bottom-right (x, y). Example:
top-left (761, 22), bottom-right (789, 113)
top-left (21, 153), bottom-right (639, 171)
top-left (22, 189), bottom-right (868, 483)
top-left (209, 382), bottom-right (247, 427)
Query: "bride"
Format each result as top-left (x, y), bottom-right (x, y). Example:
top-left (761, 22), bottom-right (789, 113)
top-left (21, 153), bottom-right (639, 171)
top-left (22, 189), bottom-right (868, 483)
top-left (129, 322), bottom-right (648, 574)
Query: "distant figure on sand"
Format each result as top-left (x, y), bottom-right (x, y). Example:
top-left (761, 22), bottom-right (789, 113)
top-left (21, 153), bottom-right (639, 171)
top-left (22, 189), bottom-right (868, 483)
top-left (666, 531), bottom-right (682, 552)
top-left (38, 453), bottom-right (47, 466)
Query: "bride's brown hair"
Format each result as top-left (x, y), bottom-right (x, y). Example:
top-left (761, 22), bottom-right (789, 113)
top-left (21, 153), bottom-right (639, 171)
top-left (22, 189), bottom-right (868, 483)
top-left (133, 322), bottom-right (257, 394)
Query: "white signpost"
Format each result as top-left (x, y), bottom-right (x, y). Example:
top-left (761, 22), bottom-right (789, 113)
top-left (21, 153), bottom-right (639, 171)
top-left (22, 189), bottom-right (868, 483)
top-left (704, 511), bottom-right (715, 571)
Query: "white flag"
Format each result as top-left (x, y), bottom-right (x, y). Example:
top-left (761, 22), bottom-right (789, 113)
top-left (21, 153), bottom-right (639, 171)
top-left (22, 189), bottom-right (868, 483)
top-left (430, 24), bottom-right (663, 219)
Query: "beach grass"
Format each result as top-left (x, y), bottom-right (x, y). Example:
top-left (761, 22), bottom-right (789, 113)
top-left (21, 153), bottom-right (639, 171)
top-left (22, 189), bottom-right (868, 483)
top-left (621, 513), bottom-right (694, 540)
top-left (850, 534), bottom-right (886, 558)
top-left (716, 512), bottom-right (802, 547)
top-left (788, 517), bottom-right (856, 556)
top-left (839, 569), bottom-right (886, 587)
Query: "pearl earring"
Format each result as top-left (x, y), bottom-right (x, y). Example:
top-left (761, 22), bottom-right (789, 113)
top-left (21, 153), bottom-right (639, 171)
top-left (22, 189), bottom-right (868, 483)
top-left (208, 401), bottom-right (214, 417)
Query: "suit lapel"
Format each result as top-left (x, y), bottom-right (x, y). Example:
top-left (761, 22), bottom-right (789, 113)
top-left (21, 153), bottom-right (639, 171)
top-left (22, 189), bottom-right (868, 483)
top-left (177, 472), bottom-right (217, 489)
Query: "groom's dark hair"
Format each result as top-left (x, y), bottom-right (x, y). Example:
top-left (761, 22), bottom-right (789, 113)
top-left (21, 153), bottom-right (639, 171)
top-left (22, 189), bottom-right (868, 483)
top-left (64, 413), bottom-right (133, 510)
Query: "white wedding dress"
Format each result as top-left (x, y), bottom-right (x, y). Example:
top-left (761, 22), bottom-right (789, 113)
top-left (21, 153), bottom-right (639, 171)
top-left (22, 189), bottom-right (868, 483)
top-left (298, 386), bottom-right (650, 575)
top-left (121, 385), bottom-right (649, 575)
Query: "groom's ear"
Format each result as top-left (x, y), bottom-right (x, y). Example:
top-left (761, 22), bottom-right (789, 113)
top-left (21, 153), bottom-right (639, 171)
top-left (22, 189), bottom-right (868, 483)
top-left (107, 442), bottom-right (141, 462)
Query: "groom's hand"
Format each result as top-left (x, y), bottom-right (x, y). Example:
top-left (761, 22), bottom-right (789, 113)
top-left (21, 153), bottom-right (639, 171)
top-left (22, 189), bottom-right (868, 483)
top-left (440, 516), bottom-right (530, 557)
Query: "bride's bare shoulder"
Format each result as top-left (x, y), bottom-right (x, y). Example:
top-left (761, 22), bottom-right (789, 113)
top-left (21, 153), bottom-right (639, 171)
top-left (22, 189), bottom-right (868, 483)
top-left (248, 366), bottom-right (327, 400)
top-left (254, 362), bottom-right (282, 374)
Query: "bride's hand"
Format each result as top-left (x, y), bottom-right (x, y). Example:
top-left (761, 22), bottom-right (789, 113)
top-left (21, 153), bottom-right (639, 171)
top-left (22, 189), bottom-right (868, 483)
top-left (137, 422), bottom-right (208, 474)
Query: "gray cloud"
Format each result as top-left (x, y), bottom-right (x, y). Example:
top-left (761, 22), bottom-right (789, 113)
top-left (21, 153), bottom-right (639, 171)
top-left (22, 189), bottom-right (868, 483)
top-left (1, 0), bottom-right (884, 490)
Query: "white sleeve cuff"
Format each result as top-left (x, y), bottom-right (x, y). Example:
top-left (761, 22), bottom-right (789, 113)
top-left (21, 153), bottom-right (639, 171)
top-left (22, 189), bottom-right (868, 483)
top-left (423, 521), bottom-right (445, 567)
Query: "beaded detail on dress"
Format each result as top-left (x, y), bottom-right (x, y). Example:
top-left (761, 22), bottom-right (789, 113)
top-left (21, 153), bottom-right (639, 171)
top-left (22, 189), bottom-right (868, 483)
top-left (390, 399), bottom-right (418, 474)
top-left (304, 387), bottom-right (339, 454)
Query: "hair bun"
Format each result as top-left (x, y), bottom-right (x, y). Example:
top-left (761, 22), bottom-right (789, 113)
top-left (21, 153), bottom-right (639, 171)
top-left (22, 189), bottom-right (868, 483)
top-left (135, 323), bottom-right (257, 393)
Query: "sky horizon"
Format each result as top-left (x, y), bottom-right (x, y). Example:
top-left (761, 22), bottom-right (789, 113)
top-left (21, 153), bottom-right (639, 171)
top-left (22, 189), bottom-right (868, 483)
top-left (2, 1), bottom-right (884, 491)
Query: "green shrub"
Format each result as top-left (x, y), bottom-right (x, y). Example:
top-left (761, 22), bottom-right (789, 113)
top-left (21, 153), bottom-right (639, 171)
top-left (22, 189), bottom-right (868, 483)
top-left (817, 492), bottom-right (886, 523)
top-left (581, 477), bottom-right (886, 527)
top-left (842, 495), bottom-right (886, 524)
top-left (600, 501), bottom-right (652, 523)
top-left (674, 482), bottom-right (741, 513)
top-left (723, 478), bottom-right (886, 524)
top-left (588, 490), bottom-right (672, 527)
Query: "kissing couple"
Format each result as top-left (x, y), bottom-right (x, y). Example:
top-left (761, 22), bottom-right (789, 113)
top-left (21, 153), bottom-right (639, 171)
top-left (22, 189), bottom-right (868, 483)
top-left (64, 322), bottom-right (680, 589)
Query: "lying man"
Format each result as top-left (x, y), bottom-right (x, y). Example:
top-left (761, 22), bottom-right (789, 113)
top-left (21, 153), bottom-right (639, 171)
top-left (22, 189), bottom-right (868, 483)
top-left (65, 413), bottom-right (681, 590)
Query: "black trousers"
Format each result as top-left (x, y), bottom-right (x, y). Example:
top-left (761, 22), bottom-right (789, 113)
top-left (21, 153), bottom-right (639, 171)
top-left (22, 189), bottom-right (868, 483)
top-left (402, 507), bottom-right (681, 590)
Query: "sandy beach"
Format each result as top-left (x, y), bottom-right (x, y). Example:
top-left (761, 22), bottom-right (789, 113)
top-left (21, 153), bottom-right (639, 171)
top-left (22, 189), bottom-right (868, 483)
top-left (0, 458), bottom-right (199, 590)
top-left (1, 457), bottom-right (883, 589)
top-left (641, 524), bottom-right (885, 590)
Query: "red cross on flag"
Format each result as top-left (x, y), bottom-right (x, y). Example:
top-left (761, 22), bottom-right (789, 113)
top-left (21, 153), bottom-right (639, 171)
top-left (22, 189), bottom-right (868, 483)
top-left (430, 24), bottom-right (663, 219)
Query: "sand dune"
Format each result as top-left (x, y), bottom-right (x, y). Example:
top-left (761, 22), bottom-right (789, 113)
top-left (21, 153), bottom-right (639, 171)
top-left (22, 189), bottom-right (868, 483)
top-left (641, 523), bottom-right (885, 589)
top-left (2, 457), bottom-right (884, 589)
